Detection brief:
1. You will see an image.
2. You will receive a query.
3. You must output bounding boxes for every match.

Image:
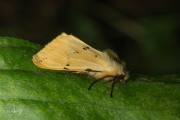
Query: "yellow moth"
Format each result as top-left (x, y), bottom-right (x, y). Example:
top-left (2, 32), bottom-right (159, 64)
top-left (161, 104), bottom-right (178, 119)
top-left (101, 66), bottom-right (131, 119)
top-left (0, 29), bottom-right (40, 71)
top-left (32, 33), bottom-right (128, 97)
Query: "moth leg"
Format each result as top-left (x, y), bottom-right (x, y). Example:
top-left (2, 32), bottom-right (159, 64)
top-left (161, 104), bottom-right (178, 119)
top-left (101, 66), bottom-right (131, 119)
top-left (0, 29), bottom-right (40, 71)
top-left (88, 80), bottom-right (100, 90)
top-left (110, 78), bottom-right (118, 98)
top-left (88, 75), bottom-right (114, 90)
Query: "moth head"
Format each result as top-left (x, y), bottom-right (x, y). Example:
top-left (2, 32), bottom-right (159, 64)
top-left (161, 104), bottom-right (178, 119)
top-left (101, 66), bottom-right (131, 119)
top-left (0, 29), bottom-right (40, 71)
top-left (104, 49), bottom-right (129, 82)
top-left (117, 72), bottom-right (129, 84)
top-left (118, 60), bottom-right (129, 83)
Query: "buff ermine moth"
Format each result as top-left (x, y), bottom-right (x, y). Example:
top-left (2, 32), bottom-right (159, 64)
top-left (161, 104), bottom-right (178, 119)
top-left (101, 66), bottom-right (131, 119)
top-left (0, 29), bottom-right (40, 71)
top-left (32, 33), bottom-right (128, 97)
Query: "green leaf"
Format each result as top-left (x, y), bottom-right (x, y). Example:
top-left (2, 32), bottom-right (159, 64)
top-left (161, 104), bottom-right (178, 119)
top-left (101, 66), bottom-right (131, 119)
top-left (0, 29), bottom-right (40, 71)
top-left (0, 37), bottom-right (179, 120)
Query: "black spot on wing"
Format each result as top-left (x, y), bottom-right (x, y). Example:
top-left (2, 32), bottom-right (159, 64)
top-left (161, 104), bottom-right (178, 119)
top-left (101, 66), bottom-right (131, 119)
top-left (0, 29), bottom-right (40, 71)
top-left (66, 64), bottom-right (70, 66)
top-left (34, 56), bottom-right (47, 64)
top-left (36, 60), bottom-right (43, 63)
top-left (42, 57), bottom-right (47, 60)
top-left (74, 51), bottom-right (79, 53)
top-left (85, 68), bottom-right (92, 71)
top-left (83, 46), bottom-right (90, 50)
top-left (85, 68), bottom-right (101, 72)
top-left (64, 67), bottom-right (69, 70)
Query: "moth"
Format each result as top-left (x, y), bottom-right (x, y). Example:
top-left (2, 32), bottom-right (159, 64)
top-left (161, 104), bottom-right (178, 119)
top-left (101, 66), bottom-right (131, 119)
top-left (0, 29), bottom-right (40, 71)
top-left (32, 33), bottom-right (129, 97)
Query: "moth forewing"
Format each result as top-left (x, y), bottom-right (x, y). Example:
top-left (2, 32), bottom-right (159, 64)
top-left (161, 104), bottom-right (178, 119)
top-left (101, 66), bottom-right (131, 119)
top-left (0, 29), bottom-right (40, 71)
top-left (32, 32), bottom-right (128, 97)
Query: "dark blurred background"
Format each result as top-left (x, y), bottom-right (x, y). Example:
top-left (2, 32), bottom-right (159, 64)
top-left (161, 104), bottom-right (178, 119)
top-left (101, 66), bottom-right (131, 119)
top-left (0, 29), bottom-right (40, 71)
top-left (0, 0), bottom-right (180, 74)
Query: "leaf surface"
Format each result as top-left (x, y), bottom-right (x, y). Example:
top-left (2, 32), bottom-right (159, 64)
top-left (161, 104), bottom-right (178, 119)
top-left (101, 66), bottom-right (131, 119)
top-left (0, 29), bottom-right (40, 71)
top-left (0, 37), bottom-right (179, 120)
